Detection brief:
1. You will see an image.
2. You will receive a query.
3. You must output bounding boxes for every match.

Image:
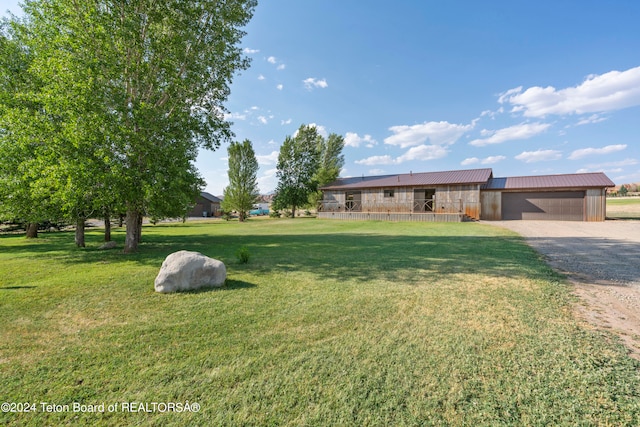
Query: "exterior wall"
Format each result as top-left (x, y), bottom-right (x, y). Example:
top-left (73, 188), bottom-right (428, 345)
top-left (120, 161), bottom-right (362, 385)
top-left (318, 212), bottom-right (466, 222)
top-left (481, 188), bottom-right (608, 221)
top-left (434, 185), bottom-right (481, 219)
top-left (480, 191), bottom-right (501, 220)
top-left (189, 197), bottom-right (221, 217)
top-left (585, 188), bottom-right (607, 221)
top-left (321, 185), bottom-right (482, 219)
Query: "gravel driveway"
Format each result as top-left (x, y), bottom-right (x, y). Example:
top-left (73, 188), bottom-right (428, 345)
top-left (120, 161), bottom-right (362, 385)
top-left (486, 220), bottom-right (640, 358)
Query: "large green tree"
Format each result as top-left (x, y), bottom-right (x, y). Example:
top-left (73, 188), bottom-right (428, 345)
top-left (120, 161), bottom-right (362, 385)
top-left (0, 19), bottom-right (64, 238)
top-left (273, 125), bottom-right (323, 217)
top-left (0, 0), bottom-right (256, 252)
top-left (310, 132), bottom-right (345, 207)
top-left (222, 139), bottom-right (259, 222)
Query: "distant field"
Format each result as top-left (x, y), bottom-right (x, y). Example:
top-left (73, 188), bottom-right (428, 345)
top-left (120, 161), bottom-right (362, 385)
top-left (1, 220), bottom-right (639, 426)
top-left (607, 197), bottom-right (640, 219)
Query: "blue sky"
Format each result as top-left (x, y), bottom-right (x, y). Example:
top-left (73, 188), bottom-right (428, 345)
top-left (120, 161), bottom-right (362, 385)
top-left (4, 1), bottom-right (640, 194)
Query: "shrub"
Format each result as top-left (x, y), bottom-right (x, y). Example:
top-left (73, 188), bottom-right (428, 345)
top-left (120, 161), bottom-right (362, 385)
top-left (269, 210), bottom-right (281, 218)
top-left (236, 246), bottom-right (250, 264)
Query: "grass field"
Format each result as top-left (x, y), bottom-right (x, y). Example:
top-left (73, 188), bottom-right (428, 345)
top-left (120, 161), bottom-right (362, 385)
top-left (1, 219), bottom-right (639, 426)
top-left (607, 196), bottom-right (640, 219)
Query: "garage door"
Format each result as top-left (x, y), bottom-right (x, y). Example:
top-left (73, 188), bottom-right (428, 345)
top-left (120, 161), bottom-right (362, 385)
top-left (502, 192), bottom-right (585, 221)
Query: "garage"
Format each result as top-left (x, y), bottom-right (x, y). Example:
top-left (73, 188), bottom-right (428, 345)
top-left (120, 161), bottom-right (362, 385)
top-left (502, 191), bottom-right (585, 221)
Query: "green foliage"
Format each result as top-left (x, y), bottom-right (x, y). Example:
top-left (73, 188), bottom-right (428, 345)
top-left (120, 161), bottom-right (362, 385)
top-left (235, 246), bottom-right (251, 264)
top-left (310, 133), bottom-right (345, 207)
top-left (222, 211), bottom-right (233, 221)
top-left (222, 140), bottom-right (260, 222)
top-left (269, 210), bottom-right (281, 218)
top-left (0, 0), bottom-right (257, 250)
top-left (273, 125), bottom-right (323, 216)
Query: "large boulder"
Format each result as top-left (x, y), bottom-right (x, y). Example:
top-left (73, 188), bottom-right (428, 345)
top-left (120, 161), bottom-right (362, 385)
top-left (154, 250), bottom-right (226, 293)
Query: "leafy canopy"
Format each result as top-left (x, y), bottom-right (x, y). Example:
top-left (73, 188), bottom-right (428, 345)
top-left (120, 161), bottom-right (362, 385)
top-left (222, 139), bottom-right (260, 222)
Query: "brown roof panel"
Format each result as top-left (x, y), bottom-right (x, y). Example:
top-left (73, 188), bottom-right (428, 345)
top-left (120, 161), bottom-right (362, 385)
top-left (482, 172), bottom-right (615, 190)
top-left (321, 168), bottom-right (493, 190)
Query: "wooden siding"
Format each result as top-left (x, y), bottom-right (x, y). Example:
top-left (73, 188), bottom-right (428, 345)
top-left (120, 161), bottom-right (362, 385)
top-left (320, 185), bottom-right (482, 219)
top-left (480, 191), bottom-right (501, 220)
top-left (585, 188), bottom-right (606, 221)
top-left (317, 212), bottom-right (466, 222)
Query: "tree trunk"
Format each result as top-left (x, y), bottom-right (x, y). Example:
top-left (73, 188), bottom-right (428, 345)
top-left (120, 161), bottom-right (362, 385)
top-left (291, 206), bottom-right (296, 218)
top-left (75, 217), bottom-right (86, 247)
top-left (136, 213), bottom-right (143, 244)
top-left (25, 222), bottom-right (38, 238)
top-left (124, 209), bottom-right (141, 253)
top-left (104, 213), bottom-right (111, 242)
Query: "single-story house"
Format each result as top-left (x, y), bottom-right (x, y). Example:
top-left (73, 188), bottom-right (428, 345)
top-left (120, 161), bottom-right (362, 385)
top-left (318, 168), bottom-right (614, 222)
top-left (188, 192), bottom-right (222, 217)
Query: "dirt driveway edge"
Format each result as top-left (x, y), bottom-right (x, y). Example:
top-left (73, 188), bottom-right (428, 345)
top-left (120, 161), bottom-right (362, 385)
top-left (485, 220), bottom-right (640, 359)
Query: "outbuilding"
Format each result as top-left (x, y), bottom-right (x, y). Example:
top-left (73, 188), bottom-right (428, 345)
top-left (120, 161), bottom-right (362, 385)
top-left (480, 173), bottom-right (614, 221)
top-left (188, 192), bottom-right (222, 217)
top-left (318, 168), bottom-right (614, 222)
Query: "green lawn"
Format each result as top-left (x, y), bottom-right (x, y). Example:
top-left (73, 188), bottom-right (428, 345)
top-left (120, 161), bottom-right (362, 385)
top-left (1, 219), bottom-right (639, 426)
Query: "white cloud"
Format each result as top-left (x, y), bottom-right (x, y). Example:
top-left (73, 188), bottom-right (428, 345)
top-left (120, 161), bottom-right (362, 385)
top-left (257, 116), bottom-right (268, 124)
top-left (303, 77), bottom-right (328, 90)
top-left (461, 157), bottom-right (479, 166)
top-left (479, 107), bottom-right (504, 119)
top-left (344, 132), bottom-right (377, 148)
top-left (368, 169), bottom-right (386, 175)
top-left (281, 118), bottom-right (291, 125)
top-left (267, 56), bottom-right (277, 64)
top-left (469, 122), bottom-right (550, 147)
top-left (577, 159), bottom-right (638, 174)
top-left (355, 155), bottom-right (395, 166)
top-left (257, 168), bottom-right (278, 193)
top-left (397, 145), bottom-right (448, 163)
top-left (575, 114), bottom-right (608, 126)
top-left (224, 111), bottom-right (247, 121)
top-left (257, 74), bottom-right (265, 81)
top-left (277, 64), bottom-right (286, 71)
top-left (461, 155), bottom-right (506, 166)
top-left (568, 144), bottom-right (627, 160)
top-left (384, 121), bottom-right (473, 148)
top-left (499, 66), bottom-right (640, 117)
top-left (243, 48), bottom-right (260, 54)
top-left (481, 155), bottom-right (507, 164)
top-left (515, 149), bottom-right (562, 163)
top-left (276, 84), bottom-right (283, 90)
top-left (256, 151), bottom-right (279, 165)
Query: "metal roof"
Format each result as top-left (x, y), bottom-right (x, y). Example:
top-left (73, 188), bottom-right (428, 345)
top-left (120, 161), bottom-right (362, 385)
top-left (200, 192), bottom-right (222, 203)
top-left (321, 168), bottom-right (493, 190)
top-left (482, 172), bottom-right (615, 190)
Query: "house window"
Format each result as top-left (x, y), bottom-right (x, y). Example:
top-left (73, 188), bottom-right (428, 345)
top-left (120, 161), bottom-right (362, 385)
top-left (384, 189), bottom-right (395, 198)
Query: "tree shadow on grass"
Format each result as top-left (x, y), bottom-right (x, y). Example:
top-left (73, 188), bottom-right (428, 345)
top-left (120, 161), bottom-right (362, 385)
top-left (0, 224), bottom-right (579, 285)
top-left (171, 279), bottom-right (257, 295)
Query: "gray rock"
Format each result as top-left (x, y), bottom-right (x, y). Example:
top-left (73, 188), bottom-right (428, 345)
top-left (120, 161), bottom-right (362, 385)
top-left (154, 250), bottom-right (226, 293)
top-left (98, 241), bottom-right (117, 250)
